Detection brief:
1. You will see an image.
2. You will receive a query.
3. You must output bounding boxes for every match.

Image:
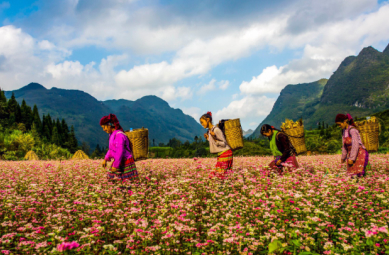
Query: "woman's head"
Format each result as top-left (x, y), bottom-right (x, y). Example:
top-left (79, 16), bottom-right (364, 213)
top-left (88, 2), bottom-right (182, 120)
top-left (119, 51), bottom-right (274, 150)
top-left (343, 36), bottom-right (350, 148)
top-left (100, 113), bottom-right (123, 134)
top-left (335, 113), bottom-right (355, 129)
top-left (260, 124), bottom-right (275, 137)
top-left (200, 111), bottom-right (213, 129)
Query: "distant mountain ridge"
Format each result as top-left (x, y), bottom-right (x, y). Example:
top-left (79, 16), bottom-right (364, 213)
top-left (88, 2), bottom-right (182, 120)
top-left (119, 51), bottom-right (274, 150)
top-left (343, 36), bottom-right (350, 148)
top-left (251, 43), bottom-right (389, 138)
top-left (5, 84), bottom-right (204, 150)
top-left (243, 129), bottom-right (254, 137)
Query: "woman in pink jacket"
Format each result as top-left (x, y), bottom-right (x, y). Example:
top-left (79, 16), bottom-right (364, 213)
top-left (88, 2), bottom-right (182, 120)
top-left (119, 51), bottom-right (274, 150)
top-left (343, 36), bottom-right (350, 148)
top-left (100, 114), bottom-right (138, 187)
top-left (335, 113), bottom-right (369, 177)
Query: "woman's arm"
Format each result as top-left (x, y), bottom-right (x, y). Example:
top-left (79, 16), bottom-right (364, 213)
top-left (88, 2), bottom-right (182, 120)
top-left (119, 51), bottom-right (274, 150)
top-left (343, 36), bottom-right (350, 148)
top-left (213, 128), bottom-right (227, 147)
top-left (111, 134), bottom-right (126, 169)
top-left (349, 128), bottom-right (360, 161)
top-left (341, 135), bottom-right (347, 161)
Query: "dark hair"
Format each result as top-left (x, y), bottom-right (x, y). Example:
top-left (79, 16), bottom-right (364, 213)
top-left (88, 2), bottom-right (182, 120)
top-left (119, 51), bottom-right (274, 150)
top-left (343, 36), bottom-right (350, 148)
top-left (335, 113), bottom-right (356, 126)
top-left (260, 124), bottom-right (281, 140)
top-left (200, 111), bottom-right (213, 123)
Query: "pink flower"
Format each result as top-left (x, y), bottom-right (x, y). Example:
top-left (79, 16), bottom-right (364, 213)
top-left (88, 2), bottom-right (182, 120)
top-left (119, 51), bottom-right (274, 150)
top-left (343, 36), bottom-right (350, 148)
top-left (375, 243), bottom-right (380, 247)
top-left (56, 241), bottom-right (80, 252)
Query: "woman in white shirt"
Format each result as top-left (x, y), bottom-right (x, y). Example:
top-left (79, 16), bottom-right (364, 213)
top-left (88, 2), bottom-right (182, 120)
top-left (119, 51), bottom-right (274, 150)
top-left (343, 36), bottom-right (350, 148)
top-left (200, 111), bottom-right (233, 179)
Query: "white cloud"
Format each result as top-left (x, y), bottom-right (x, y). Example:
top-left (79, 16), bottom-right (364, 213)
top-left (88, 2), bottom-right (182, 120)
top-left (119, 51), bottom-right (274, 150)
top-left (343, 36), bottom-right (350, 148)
top-left (197, 79), bottom-right (216, 95)
top-left (214, 95), bottom-right (276, 122)
top-left (181, 106), bottom-right (202, 121)
top-left (219, 80), bottom-right (230, 90)
top-left (239, 4), bottom-right (389, 96)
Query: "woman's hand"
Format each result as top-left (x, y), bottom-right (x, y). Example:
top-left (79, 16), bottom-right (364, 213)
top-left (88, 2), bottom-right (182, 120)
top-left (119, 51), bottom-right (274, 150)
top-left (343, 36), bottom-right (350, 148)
top-left (276, 159), bottom-right (282, 166)
top-left (111, 167), bottom-right (118, 172)
top-left (210, 130), bottom-right (215, 136)
top-left (102, 160), bottom-right (107, 168)
top-left (204, 133), bottom-right (209, 140)
top-left (341, 159), bottom-right (345, 164)
top-left (347, 159), bottom-right (354, 165)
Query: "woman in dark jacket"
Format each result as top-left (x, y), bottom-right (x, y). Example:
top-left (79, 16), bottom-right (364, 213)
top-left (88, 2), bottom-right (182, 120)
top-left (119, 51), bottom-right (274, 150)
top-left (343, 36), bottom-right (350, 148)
top-left (260, 124), bottom-right (299, 174)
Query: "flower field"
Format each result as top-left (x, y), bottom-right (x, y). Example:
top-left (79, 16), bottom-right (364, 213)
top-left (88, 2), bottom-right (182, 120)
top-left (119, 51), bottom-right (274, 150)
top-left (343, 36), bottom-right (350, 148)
top-left (1, 155), bottom-right (389, 254)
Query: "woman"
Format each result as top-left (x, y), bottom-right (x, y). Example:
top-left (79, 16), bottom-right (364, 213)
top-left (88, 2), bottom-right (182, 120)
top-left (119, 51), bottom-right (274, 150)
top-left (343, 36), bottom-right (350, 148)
top-left (100, 114), bottom-right (138, 188)
top-left (335, 113), bottom-right (368, 177)
top-left (260, 124), bottom-right (299, 174)
top-left (200, 112), bottom-right (233, 180)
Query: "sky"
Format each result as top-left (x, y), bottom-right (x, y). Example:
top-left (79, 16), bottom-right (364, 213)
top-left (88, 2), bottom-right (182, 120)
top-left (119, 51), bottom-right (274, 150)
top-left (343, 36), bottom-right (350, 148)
top-left (1, 0), bottom-right (389, 131)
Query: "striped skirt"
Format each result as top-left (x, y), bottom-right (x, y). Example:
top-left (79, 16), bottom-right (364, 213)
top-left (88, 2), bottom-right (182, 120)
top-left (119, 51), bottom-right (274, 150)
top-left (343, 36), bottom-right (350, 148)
top-left (209, 149), bottom-right (233, 180)
top-left (107, 157), bottom-right (138, 182)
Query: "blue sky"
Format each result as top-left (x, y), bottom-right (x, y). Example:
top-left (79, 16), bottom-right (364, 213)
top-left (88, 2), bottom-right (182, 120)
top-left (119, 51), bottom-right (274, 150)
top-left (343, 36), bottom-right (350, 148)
top-left (1, 0), bottom-right (389, 131)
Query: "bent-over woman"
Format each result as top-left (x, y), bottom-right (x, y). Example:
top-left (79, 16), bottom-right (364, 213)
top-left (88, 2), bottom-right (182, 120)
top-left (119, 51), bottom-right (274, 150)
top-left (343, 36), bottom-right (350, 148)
top-left (260, 124), bottom-right (299, 174)
top-left (335, 113), bottom-right (369, 177)
top-left (200, 112), bottom-right (233, 179)
top-left (100, 114), bottom-right (139, 188)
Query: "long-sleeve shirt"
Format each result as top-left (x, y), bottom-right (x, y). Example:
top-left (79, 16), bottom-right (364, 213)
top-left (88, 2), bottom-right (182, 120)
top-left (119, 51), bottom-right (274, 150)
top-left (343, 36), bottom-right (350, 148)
top-left (105, 130), bottom-right (133, 169)
top-left (275, 132), bottom-right (293, 163)
top-left (342, 126), bottom-right (366, 161)
top-left (207, 126), bottom-right (231, 154)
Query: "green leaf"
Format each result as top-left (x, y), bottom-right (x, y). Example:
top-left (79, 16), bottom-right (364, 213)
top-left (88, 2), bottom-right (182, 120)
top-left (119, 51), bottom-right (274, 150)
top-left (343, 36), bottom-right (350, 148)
top-left (268, 240), bottom-right (280, 254)
top-left (366, 239), bottom-right (374, 246)
top-left (291, 240), bottom-right (301, 247)
top-left (299, 252), bottom-right (312, 255)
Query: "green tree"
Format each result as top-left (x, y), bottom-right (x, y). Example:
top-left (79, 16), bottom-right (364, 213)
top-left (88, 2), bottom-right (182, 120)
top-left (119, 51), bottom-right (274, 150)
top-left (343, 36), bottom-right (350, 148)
top-left (20, 99), bottom-right (33, 129)
top-left (91, 144), bottom-right (103, 159)
top-left (32, 105), bottom-right (42, 132)
top-left (81, 141), bottom-right (90, 155)
top-left (0, 89), bottom-right (8, 123)
top-left (31, 122), bottom-right (41, 146)
top-left (51, 126), bottom-right (60, 146)
top-left (7, 93), bottom-right (18, 114)
top-left (68, 125), bottom-right (78, 153)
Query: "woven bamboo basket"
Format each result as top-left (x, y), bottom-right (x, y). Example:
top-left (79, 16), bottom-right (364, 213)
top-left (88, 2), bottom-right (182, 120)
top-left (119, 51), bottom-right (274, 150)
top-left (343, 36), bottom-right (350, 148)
top-left (355, 117), bottom-right (380, 152)
top-left (72, 150), bottom-right (89, 160)
top-left (281, 119), bottom-right (307, 155)
top-left (125, 127), bottom-right (149, 161)
top-left (223, 119), bottom-right (244, 151)
top-left (25, 150), bottom-right (39, 160)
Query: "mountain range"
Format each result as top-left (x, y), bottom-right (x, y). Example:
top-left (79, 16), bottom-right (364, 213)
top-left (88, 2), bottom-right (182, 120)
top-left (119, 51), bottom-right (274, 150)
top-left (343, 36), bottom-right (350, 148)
top-left (5, 84), bottom-right (204, 150)
top-left (251, 43), bottom-right (389, 138)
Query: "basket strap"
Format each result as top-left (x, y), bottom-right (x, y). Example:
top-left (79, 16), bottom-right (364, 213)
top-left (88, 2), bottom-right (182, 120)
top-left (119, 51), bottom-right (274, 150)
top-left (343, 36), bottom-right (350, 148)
top-left (115, 131), bottom-right (133, 154)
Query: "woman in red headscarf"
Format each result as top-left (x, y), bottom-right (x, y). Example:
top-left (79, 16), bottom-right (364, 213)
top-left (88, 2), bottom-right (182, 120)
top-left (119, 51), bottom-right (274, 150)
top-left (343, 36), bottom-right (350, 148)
top-left (200, 111), bottom-right (233, 180)
top-left (335, 113), bottom-right (368, 177)
top-left (100, 114), bottom-right (138, 188)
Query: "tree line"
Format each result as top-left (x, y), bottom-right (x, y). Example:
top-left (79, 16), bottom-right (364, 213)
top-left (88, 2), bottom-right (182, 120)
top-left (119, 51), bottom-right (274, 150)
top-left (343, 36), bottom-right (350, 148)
top-left (0, 89), bottom-right (79, 160)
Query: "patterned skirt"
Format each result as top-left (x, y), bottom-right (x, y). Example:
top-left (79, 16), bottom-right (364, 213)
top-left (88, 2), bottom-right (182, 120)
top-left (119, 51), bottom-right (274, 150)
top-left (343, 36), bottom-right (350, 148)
top-left (269, 155), bottom-right (299, 174)
top-left (209, 149), bottom-right (233, 180)
top-left (346, 145), bottom-right (369, 177)
top-left (107, 157), bottom-right (139, 182)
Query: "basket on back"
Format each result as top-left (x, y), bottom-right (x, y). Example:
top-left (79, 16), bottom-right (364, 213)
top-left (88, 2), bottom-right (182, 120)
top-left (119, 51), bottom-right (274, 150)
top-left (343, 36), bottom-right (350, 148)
top-left (281, 118), bottom-right (307, 155)
top-left (355, 117), bottom-right (380, 152)
top-left (218, 119), bottom-right (244, 151)
top-left (125, 127), bottom-right (149, 161)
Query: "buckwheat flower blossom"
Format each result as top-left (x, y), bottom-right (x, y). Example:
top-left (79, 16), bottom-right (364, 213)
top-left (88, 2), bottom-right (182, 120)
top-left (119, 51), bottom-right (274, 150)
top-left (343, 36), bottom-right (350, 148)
top-left (57, 241), bottom-right (80, 251)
